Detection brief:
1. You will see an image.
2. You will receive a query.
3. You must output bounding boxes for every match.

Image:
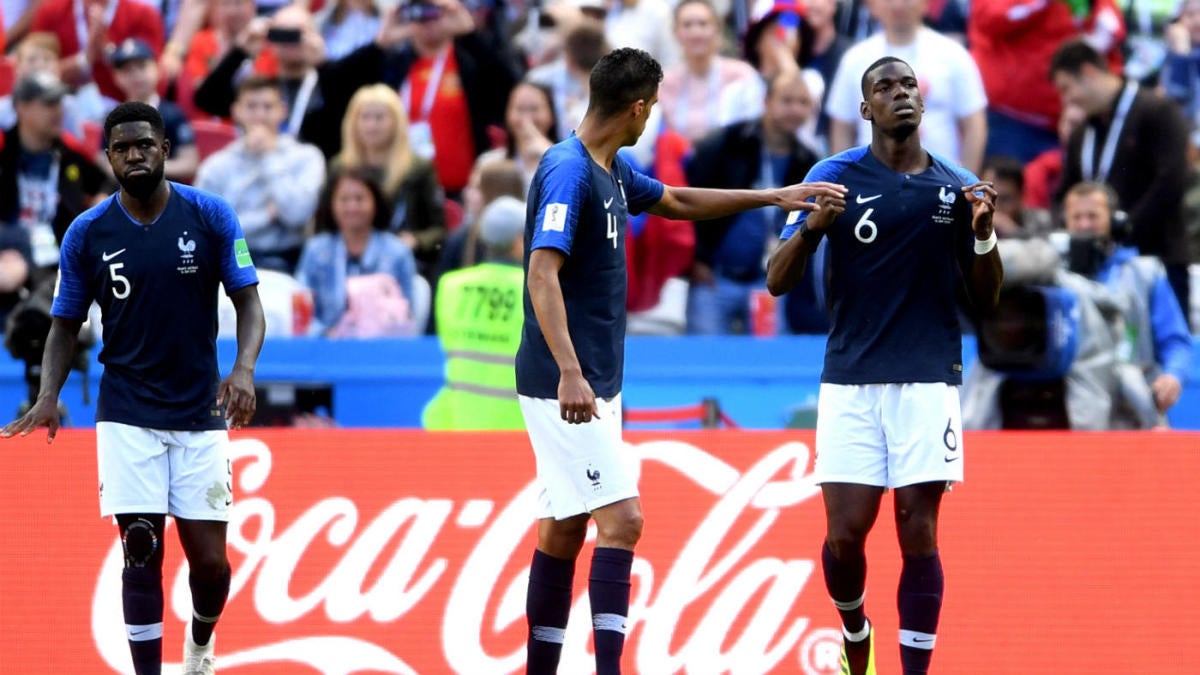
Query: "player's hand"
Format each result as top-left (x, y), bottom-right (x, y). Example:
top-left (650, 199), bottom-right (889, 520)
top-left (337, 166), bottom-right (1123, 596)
top-left (0, 396), bottom-right (61, 443)
top-left (237, 16), bottom-right (269, 56)
top-left (558, 369), bottom-right (599, 424)
top-left (1152, 373), bottom-right (1182, 412)
top-left (805, 192), bottom-right (847, 231)
top-left (376, 5), bottom-right (415, 50)
top-left (777, 182), bottom-right (847, 213)
top-left (962, 182), bottom-right (997, 238)
top-left (218, 366), bottom-right (256, 430)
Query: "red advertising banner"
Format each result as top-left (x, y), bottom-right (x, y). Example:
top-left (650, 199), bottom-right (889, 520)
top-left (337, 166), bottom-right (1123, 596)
top-left (2, 430), bottom-right (1199, 674)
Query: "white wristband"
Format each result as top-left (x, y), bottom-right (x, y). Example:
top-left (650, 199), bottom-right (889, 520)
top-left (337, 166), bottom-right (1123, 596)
top-left (974, 230), bottom-right (997, 255)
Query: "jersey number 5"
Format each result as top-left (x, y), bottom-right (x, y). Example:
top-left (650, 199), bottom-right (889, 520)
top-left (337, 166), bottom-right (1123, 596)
top-left (109, 262), bottom-right (131, 299)
top-left (606, 213), bottom-right (619, 249)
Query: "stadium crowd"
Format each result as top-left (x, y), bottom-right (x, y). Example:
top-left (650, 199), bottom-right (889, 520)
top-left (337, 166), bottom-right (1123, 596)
top-left (0, 0), bottom-right (1195, 427)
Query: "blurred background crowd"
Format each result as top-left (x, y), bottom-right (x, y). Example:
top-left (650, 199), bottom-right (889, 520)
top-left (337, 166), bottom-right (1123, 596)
top-left (0, 0), bottom-right (1195, 429)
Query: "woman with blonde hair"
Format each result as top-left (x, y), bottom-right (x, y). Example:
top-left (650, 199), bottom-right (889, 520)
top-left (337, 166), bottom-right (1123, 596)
top-left (332, 84), bottom-right (446, 275)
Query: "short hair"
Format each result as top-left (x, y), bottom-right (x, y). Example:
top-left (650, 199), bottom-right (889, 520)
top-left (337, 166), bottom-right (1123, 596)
top-left (478, 158), bottom-right (526, 204)
top-left (1064, 180), bottom-right (1120, 213)
top-left (1048, 39), bottom-right (1106, 80)
top-left (314, 167), bottom-right (394, 234)
top-left (235, 74), bottom-right (283, 101)
top-left (587, 47), bottom-right (663, 118)
top-left (674, 0), bottom-right (718, 24)
top-left (981, 155), bottom-right (1025, 192)
top-left (860, 56), bottom-right (910, 99)
top-left (564, 23), bottom-right (610, 76)
top-left (103, 101), bottom-right (165, 140)
top-left (766, 69), bottom-right (808, 100)
top-left (18, 32), bottom-right (61, 58)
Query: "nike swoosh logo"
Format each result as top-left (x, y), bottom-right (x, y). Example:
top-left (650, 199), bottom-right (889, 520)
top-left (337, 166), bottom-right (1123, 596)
top-left (102, 249), bottom-right (127, 261)
top-left (913, 637), bottom-right (934, 643)
top-left (944, 455), bottom-right (960, 463)
top-left (129, 628), bottom-right (153, 637)
top-left (856, 194), bottom-right (882, 204)
top-left (603, 197), bottom-right (614, 209)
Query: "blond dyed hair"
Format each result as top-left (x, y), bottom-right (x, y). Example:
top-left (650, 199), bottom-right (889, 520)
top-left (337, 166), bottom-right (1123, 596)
top-left (337, 84), bottom-right (414, 196)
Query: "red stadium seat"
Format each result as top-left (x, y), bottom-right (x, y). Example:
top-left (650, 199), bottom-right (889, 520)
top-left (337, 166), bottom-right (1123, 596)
top-left (191, 119), bottom-right (238, 162)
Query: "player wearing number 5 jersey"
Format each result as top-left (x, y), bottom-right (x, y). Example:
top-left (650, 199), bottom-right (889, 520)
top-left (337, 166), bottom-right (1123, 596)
top-left (1, 102), bottom-right (266, 675)
top-left (516, 47), bottom-right (846, 675)
top-left (767, 57), bottom-right (1003, 675)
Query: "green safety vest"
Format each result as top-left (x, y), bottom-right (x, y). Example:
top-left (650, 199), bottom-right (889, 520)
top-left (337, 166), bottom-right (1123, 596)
top-left (421, 262), bottom-right (526, 430)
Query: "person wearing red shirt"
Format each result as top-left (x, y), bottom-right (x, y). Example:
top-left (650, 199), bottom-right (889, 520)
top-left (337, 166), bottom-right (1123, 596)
top-left (31, 0), bottom-right (164, 102)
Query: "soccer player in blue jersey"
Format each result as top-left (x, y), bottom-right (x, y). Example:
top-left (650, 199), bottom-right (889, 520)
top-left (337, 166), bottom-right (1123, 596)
top-left (766, 57), bottom-right (1003, 675)
top-left (517, 47), bottom-right (846, 675)
top-left (1, 102), bottom-right (265, 675)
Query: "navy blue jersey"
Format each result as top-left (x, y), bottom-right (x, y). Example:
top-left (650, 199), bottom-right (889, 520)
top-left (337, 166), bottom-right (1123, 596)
top-left (780, 146), bottom-right (976, 385)
top-left (52, 183), bottom-right (259, 429)
top-left (516, 136), bottom-right (664, 399)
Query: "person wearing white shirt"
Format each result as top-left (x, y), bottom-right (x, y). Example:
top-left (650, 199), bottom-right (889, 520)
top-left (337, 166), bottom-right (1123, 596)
top-left (825, 0), bottom-right (987, 172)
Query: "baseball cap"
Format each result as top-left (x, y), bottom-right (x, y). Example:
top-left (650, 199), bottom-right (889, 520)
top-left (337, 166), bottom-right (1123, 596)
top-left (110, 38), bottom-right (155, 67)
top-left (750, 0), bottom-right (804, 24)
top-left (12, 71), bottom-right (67, 104)
top-left (478, 196), bottom-right (527, 248)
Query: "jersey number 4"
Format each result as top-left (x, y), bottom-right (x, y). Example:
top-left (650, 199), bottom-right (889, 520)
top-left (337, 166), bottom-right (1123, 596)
top-left (606, 213), bottom-right (619, 249)
top-left (109, 262), bottom-right (131, 299)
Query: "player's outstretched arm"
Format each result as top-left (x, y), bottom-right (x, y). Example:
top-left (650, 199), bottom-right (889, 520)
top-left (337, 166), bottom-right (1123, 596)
top-left (647, 182), bottom-right (846, 222)
top-left (220, 285), bottom-right (265, 430)
top-left (527, 248), bottom-right (598, 425)
top-left (0, 316), bottom-right (83, 442)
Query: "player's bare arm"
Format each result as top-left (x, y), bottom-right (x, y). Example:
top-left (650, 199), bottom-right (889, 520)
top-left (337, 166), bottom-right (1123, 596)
top-left (962, 181), bottom-right (1004, 311)
top-left (526, 248), bottom-right (598, 425)
top-left (0, 316), bottom-right (83, 442)
top-left (766, 191), bottom-right (847, 296)
top-left (219, 285), bottom-right (266, 430)
top-left (647, 182), bottom-right (847, 222)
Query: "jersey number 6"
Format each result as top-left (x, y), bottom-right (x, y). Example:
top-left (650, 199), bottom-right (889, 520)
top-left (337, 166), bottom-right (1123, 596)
top-left (854, 208), bottom-right (878, 244)
top-left (109, 262), bottom-right (131, 299)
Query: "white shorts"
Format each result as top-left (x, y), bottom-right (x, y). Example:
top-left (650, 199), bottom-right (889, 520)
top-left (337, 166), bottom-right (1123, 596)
top-left (96, 422), bottom-right (233, 521)
top-left (519, 393), bottom-right (638, 520)
top-left (814, 383), bottom-right (964, 489)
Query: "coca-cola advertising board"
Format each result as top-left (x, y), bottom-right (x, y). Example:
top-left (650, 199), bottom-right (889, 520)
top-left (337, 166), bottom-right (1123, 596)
top-left (2, 431), bottom-right (1198, 674)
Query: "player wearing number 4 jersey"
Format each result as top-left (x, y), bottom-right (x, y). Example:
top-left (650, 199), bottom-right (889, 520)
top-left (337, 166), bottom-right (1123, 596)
top-left (767, 57), bottom-right (1003, 675)
top-left (1, 102), bottom-right (266, 675)
top-left (517, 48), bottom-right (845, 674)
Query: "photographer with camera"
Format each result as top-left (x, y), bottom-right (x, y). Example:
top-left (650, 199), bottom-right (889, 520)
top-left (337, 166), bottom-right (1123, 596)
top-left (964, 182), bottom-right (1193, 430)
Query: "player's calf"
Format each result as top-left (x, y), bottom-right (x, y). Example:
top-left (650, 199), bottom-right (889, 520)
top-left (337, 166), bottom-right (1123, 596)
top-left (118, 515), bottom-right (165, 675)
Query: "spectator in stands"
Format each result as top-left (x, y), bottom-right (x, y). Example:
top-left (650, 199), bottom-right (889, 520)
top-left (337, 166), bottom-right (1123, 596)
top-left (331, 84), bottom-right (446, 276)
top-left (720, 0), bottom-right (826, 155)
top-left (1023, 102), bottom-right (1085, 210)
top-left (802, 0), bottom-right (851, 140)
top-left (0, 224), bottom-right (33, 326)
top-left (527, 20), bottom-right (608, 143)
top-left (826, 0), bottom-right (988, 172)
top-left (319, 0), bottom-right (521, 195)
top-left (437, 156), bottom-right (525, 279)
top-left (194, 75), bottom-right (325, 273)
top-left (0, 32), bottom-right (103, 140)
top-left (316, 0), bottom-right (381, 60)
top-left (684, 70), bottom-right (819, 334)
top-left (1051, 39), bottom-right (1193, 328)
top-left (602, 0), bottom-right (679, 69)
top-left (109, 39), bottom-right (199, 181)
top-left (658, 0), bottom-right (757, 142)
top-left (182, 0), bottom-right (278, 92)
top-left (1061, 182), bottom-right (1192, 427)
top-left (1163, 0), bottom-right (1200, 128)
top-left (0, 72), bottom-right (111, 266)
top-left (295, 166), bottom-right (419, 336)
top-left (476, 80), bottom-right (558, 190)
top-left (32, 0), bottom-right (164, 102)
top-left (422, 194), bottom-right (525, 429)
top-left (195, 4), bottom-right (337, 154)
top-left (969, 0), bottom-right (1125, 162)
top-left (980, 155), bottom-right (1053, 239)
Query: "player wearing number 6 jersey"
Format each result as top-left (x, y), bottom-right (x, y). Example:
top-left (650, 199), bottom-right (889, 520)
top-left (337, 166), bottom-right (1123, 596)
top-left (1, 102), bottom-right (266, 675)
top-left (516, 47), bottom-right (846, 674)
top-left (767, 57), bottom-right (1003, 675)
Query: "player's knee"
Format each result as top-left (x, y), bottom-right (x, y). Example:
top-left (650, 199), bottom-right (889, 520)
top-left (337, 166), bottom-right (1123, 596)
top-left (825, 518), bottom-right (871, 558)
top-left (187, 550), bottom-right (230, 580)
top-left (596, 510), bottom-right (643, 548)
top-left (121, 518), bottom-right (162, 568)
top-left (895, 509), bottom-right (938, 556)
